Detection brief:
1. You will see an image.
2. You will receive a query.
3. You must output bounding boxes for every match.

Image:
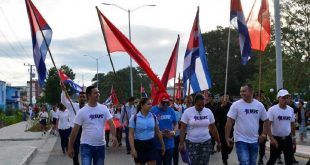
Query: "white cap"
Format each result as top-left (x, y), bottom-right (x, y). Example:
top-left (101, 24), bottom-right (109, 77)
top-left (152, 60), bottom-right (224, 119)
top-left (277, 89), bottom-right (290, 98)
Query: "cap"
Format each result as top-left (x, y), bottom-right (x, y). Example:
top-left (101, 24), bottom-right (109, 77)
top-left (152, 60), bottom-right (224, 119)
top-left (159, 93), bottom-right (170, 102)
top-left (277, 89), bottom-right (290, 98)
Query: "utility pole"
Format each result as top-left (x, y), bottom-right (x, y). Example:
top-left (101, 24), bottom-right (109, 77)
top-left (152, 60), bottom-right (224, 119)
top-left (24, 63), bottom-right (35, 105)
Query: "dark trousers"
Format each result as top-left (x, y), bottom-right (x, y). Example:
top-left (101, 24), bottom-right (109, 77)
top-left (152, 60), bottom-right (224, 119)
top-left (156, 148), bottom-right (174, 165)
top-left (173, 136), bottom-right (180, 165)
top-left (259, 140), bottom-right (266, 160)
top-left (266, 136), bottom-right (293, 165)
top-left (59, 128), bottom-right (71, 152)
top-left (73, 127), bottom-right (82, 165)
top-left (105, 130), bottom-right (110, 145)
top-left (219, 127), bottom-right (231, 162)
top-left (116, 128), bottom-right (122, 144)
top-left (125, 126), bottom-right (131, 151)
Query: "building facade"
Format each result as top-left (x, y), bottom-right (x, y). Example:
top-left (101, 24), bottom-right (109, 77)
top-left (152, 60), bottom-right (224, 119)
top-left (0, 81), bottom-right (6, 111)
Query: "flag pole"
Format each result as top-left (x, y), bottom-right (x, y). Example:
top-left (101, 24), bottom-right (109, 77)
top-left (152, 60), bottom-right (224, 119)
top-left (28, 1), bottom-right (77, 114)
top-left (173, 34), bottom-right (180, 100)
top-left (224, 27), bottom-right (231, 96)
top-left (96, 7), bottom-right (117, 77)
top-left (96, 6), bottom-right (122, 99)
top-left (258, 0), bottom-right (264, 97)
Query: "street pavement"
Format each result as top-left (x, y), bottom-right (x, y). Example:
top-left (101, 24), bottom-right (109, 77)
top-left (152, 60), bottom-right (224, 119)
top-left (47, 135), bottom-right (310, 165)
top-left (0, 121), bottom-right (310, 165)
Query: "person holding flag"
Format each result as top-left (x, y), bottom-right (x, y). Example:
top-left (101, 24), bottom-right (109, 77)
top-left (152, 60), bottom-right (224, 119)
top-left (60, 82), bottom-right (86, 165)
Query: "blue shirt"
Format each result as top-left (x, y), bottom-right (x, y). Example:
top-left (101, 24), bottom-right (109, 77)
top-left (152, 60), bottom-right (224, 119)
top-left (151, 106), bottom-right (177, 149)
top-left (129, 111), bottom-right (158, 140)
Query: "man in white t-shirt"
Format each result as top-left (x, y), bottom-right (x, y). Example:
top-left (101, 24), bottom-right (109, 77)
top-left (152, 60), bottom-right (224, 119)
top-left (266, 89), bottom-right (295, 165)
top-left (225, 84), bottom-right (270, 165)
top-left (68, 85), bottom-right (118, 165)
top-left (60, 83), bottom-right (86, 165)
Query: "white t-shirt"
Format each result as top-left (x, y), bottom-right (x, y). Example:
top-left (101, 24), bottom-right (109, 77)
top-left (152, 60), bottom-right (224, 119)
top-left (51, 110), bottom-right (58, 119)
top-left (74, 104), bottom-right (113, 146)
top-left (39, 112), bottom-right (48, 121)
top-left (227, 99), bottom-right (268, 143)
top-left (268, 105), bottom-right (294, 137)
top-left (181, 106), bottom-right (215, 143)
top-left (57, 110), bottom-right (70, 130)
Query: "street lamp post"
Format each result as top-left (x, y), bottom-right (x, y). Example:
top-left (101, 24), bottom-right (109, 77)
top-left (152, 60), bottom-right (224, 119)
top-left (84, 55), bottom-right (105, 88)
top-left (101, 3), bottom-right (155, 96)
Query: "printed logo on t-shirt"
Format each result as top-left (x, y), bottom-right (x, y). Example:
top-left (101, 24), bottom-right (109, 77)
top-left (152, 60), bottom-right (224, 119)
top-left (277, 116), bottom-right (291, 121)
top-left (156, 114), bottom-right (171, 120)
top-left (194, 116), bottom-right (208, 120)
top-left (244, 109), bottom-right (259, 115)
top-left (89, 114), bottom-right (104, 120)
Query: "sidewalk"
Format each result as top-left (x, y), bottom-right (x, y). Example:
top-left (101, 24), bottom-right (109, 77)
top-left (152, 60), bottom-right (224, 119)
top-left (0, 121), bottom-right (57, 165)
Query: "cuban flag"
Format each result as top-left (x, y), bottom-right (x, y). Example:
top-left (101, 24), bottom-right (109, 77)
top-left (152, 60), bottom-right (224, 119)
top-left (104, 95), bottom-right (112, 105)
top-left (230, 0), bottom-right (252, 65)
top-left (58, 70), bottom-right (82, 93)
top-left (25, 0), bottom-right (52, 87)
top-left (183, 7), bottom-right (212, 96)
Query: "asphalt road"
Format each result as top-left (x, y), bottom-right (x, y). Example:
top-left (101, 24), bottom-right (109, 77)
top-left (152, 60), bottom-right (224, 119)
top-left (47, 136), bottom-right (309, 165)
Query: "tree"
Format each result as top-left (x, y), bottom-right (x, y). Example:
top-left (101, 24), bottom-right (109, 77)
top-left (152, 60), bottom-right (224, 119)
top-left (280, 0), bottom-right (310, 95)
top-left (203, 26), bottom-right (257, 96)
top-left (44, 65), bottom-right (75, 105)
top-left (92, 67), bottom-right (151, 103)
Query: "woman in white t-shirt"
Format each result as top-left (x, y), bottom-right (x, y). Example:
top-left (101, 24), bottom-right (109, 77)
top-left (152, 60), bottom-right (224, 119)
top-left (179, 94), bottom-right (221, 165)
top-left (38, 105), bottom-right (49, 135)
top-left (57, 103), bottom-right (71, 154)
top-left (50, 105), bottom-right (58, 136)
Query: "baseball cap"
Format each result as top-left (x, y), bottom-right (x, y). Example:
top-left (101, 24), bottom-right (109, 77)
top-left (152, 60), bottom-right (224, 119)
top-left (277, 89), bottom-right (290, 98)
top-left (159, 93), bottom-right (170, 102)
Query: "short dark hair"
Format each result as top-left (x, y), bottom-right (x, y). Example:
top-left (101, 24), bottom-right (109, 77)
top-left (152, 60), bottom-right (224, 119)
top-left (194, 94), bottom-right (205, 104)
top-left (241, 83), bottom-right (253, 92)
top-left (86, 85), bottom-right (96, 96)
top-left (128, 97), bottom-right (135, 102)
top-left (79, 91), bottom-right (86, 95)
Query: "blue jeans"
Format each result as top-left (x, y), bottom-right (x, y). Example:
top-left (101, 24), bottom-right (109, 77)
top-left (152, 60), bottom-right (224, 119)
top-left (235, 141), bottom-right (259, 165)
top-left (80, 144), bottom-right (105, 165)
top-left (156, 148), bottom-right (174, 165)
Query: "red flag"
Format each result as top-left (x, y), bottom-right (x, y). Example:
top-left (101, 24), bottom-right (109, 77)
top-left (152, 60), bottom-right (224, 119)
top-left (161, 35), bottom-right (180, 88)
top-left (96, 7), bottom-right (166, 95)
top-left (247, 0), bottom-right (271, 51)
top-left (111, 86), bottom-right (119, 105)
top-left (150, 83), bottom-right (157, 100)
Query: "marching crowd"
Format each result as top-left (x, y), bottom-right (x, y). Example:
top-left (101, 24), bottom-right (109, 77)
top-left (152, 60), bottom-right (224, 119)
top-left (22, 83), bottom-right (310, 165)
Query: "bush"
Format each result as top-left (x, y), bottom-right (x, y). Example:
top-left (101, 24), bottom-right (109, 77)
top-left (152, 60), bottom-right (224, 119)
top-left (0, 109), bottom-right (23, 127)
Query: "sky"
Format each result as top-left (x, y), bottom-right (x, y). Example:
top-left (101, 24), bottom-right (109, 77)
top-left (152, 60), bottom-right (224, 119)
top-left (0, 0), bottom-right (272, 88)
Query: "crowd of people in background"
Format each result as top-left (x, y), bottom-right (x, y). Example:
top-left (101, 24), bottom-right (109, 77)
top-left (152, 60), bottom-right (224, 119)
top-left (19, 83), bottom-right (310, 165)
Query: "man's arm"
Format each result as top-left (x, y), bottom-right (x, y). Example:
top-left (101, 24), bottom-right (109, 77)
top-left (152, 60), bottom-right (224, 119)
top-left (107, 119), bottom-right (118, 147)
top-left (225, 117), bottom-right (234, 148)
top-left (67, 124), bottom-right (81, 158)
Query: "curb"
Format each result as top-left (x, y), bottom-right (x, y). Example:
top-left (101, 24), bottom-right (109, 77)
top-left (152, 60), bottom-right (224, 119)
top-left (0, 138), bottom-right (43, 141)
top-left (19, 147), bottom-right (37, 165)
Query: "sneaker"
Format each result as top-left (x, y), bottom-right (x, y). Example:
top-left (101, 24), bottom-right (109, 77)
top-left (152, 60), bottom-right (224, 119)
top-left (223, 159), bottom-right (228, 165)
top-left (293, 158), bottom-right (299, 164)
top-left (258, 159), bottom-right (264, 165)
top-left (126, 150), bottom-right (131, 154)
